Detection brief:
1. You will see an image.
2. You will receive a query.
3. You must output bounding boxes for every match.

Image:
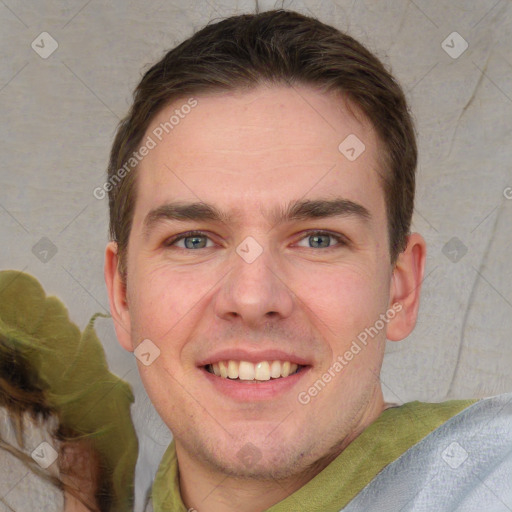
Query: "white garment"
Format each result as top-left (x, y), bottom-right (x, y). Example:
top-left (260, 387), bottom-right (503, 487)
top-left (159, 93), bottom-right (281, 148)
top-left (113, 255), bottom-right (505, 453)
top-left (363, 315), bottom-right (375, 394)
top-left (342, 392), bottom-right (512, 511)
top-left (0, 407), bottom-right (64, 511)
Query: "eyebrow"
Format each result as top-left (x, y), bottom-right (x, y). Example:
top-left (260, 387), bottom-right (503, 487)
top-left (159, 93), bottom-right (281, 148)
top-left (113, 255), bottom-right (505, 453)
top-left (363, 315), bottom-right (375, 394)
top-left (143, 197), bottom-right (372, 238)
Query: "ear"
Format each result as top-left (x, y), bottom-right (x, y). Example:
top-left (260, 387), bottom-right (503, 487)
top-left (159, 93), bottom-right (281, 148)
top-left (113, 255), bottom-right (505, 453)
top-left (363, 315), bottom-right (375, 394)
top-left (386, 232), bottom-right (427, 341)
top-left (104, 241), bottom-right (133, 352)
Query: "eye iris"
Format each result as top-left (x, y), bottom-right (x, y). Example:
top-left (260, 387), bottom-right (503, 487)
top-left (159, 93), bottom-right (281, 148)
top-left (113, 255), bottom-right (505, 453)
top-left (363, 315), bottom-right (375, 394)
top-left (310, 233), bottom-right (330, 248)
top-left (185, 235), bottom-right (206, 249)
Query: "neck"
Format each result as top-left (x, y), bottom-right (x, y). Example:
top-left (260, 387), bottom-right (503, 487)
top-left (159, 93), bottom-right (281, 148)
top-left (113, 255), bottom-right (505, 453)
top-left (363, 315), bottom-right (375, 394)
top-left (175, 390), bottom-right (387, 512)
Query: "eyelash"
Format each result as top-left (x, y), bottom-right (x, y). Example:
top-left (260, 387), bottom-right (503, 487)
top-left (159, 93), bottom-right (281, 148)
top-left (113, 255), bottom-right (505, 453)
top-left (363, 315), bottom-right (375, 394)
top-left (164, 230), bottom-right (348, 251)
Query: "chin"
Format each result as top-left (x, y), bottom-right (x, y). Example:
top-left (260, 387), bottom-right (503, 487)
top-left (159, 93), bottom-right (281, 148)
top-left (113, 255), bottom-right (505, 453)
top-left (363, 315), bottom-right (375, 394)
top-left (199, 433), bottom-right (313, 481)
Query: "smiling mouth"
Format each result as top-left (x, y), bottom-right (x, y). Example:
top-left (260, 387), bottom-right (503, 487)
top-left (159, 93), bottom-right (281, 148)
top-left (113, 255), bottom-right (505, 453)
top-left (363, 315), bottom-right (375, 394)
top-left (203, 360), bottom-right (307, 382)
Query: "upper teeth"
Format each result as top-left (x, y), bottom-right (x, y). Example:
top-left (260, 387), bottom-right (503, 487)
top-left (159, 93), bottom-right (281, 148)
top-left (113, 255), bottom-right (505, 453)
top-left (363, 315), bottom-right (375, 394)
top-left (208, 360), bottom-right (300, 381)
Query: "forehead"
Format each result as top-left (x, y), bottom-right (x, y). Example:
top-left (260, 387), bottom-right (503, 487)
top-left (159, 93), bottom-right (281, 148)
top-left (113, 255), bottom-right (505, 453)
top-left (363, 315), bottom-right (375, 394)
top-left (134, 84), bottom-right (386, 226)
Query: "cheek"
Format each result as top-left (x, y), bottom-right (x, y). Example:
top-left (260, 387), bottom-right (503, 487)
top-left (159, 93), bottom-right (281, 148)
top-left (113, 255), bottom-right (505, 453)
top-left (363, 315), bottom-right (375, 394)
top-left (296, 263), bottom-right (385, 336)
top-left (128, 260), bottom-right (210, 342)
top-left (138, 364), bottom-right (188, 436)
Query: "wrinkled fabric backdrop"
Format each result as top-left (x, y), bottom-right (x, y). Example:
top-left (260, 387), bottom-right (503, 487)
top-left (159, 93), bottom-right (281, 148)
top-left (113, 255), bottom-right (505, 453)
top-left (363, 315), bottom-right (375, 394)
top-left (1, 1), bottom-right (511, 510)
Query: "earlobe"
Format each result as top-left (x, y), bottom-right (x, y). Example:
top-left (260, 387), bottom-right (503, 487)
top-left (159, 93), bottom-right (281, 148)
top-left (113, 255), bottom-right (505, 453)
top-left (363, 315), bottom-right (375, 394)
top-left (104, 241), bottom-right (133, 352)
top-left (386, 233), bottom-right (427, 342)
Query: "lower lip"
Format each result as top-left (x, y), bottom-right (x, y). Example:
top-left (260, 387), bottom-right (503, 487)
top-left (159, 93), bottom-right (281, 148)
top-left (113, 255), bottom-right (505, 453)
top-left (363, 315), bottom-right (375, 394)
top-left (199, 366), bottom-right (311, 402)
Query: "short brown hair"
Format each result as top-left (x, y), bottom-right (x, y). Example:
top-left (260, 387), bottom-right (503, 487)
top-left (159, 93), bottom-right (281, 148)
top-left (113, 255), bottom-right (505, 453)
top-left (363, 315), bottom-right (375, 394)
top-left (107, 9), bottom-right (417, 279)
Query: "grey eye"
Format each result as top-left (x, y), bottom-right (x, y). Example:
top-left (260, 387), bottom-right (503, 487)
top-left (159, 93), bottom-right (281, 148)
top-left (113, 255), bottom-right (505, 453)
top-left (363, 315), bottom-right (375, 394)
top-left (296, 231), bottom-right (344, 249)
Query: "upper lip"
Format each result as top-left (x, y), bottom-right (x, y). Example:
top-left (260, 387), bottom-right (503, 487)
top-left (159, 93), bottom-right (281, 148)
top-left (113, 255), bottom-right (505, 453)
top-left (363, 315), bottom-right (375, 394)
top-left (196, 348), bottom-right (312, 367)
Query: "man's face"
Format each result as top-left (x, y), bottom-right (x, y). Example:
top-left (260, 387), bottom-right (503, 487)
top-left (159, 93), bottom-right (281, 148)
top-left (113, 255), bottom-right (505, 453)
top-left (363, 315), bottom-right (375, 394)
top-left (115, 85), bottom-right (399, 479)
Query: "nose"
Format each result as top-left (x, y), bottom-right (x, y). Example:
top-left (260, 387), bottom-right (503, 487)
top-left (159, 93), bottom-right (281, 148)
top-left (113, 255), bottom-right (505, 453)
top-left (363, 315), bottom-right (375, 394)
top-left (213, 238), bottom-right (294, 328)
